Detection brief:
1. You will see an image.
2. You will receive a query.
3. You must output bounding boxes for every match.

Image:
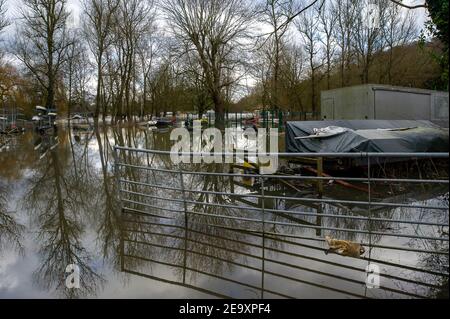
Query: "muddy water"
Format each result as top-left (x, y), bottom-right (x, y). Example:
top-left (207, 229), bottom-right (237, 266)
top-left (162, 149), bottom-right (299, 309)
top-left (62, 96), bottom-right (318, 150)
top-left (0, 125), bottom-right (448, 299)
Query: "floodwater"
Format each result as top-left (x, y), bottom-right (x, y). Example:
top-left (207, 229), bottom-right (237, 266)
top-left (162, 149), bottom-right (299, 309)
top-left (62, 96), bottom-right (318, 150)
top-left (0, 125), bottom-right (448, 299)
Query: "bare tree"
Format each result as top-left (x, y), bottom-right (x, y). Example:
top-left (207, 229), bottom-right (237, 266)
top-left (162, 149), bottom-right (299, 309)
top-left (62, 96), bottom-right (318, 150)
top-left (162, 0), bottom-right (254, 129)
top-left (281, 44), bottom-right (305, 114)
top-left (259, 0), bottom-right (293, 111)
top-left (333, 0), bottom-right (357, 87)
top-left (114, 0), bottom-right (154, 121)
top-left (352, 0), bottom-right (389, 84)
top-left (65, 31), bottom-right (91, 119)
top-left (0, 0), bottom-right (9, 71)
top-left (83, 0), bottom-right (119, 124)
top-left (0, 0), bottom-right (8, 34)
top-left (318, 1), bottom-right (337, 90)
top-left (14, 0), bottom-right (73, 111)
top-left (381, 1), bottom-right (418, 83)
top-left (137, 22), bottom-right (159, 120)
top-left (295, 4), bottom-right (321, 115)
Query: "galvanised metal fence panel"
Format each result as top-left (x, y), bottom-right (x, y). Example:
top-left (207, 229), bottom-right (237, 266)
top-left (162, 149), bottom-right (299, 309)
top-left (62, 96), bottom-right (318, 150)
top-left (113, 146), bottom-right (449, 299)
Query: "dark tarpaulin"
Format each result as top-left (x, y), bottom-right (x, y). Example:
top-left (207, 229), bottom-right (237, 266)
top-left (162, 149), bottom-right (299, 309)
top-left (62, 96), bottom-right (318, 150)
top-left (285, 120), bottom-right (449, 153)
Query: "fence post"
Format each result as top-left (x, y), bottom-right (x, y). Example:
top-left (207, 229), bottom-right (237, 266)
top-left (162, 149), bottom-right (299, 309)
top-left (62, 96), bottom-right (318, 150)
top-left (260, 176), bottom-right (266, 299)
top-left (179, 167), bottom-right (189, 284)
top-left (316, 157), bottom-right (323, 236)
top-left (113, 146), bottom-right (126, 272)
top-left (365, 153), bottom-right (373, 295)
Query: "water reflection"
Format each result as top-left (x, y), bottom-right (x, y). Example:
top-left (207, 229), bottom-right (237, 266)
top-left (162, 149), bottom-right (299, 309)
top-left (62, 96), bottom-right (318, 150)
top-left (93, 126), bottom-right (121, 264)
top-left (23, 131), bottom-right (104, 298)
top-left (0, 125), bottom-right (447, 299)
top-left (116, 137), bottom-right (449, 299)
top-left (0, 179), bottom-right (24, 254)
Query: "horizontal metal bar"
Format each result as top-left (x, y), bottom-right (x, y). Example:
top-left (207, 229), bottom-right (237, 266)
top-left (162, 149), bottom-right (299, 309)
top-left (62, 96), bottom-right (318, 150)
top-left (120, 179), bottom-right (449, 211)
top-left (125, 237), bottom-right (425, 298)
top-left (122, 207), bottom-right (175, 219)
top-left (124, 228), bottom-right (443, 289)
top-left (117, 163), bottom-right (449, 184)
top-left (122, 190), bottom-right (185, 204)
top-left (123, 253), bottom-right (295, 299)
top-left (121, 218), bottom-right (449, 277)
top-left (185, 210), bottom-right (448, 242)
top-left (121, 189), bottom-right (449, 227)
top-left (122, 268), bottom-right (234, 299)
top-left (124, 241), bottom-right (369, 299)
top-left (194, 222), bottom-right (449, 277)
top-left (122, 199), bottom-right (183, 214)
top-left (114, 146), bottom-right (450, 159)
top-left (123, 220), bottom-right (449, 255)
top-left (122, 218), bottom-right (448, 256)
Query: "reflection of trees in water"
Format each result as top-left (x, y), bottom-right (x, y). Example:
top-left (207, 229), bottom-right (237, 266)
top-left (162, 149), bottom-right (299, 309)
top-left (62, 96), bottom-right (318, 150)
top-left (122, 213), bottom-right (261, 294)
top-left (422, 247), bottom-right (449, 298)
top-left (0, 182), bottom-right (24, 254)
top-left (118, 158), bottom-right (259, 285)
top-left (113, 126), bottom-right (449, 298)
top-left (412, 193), bottom-right (449, 298)
top-left (175, 165), bottom-right (255, 282)
top-left (98, 126), bottom-right (178, 278)
top-left (24, 137), bottom-right (104, 298)
top-left (94, 126), bottom-right (121, 266)
top-left (274, 180), bottom-right (450, 247)
top-left (0, 133), bottom-right (37, 181)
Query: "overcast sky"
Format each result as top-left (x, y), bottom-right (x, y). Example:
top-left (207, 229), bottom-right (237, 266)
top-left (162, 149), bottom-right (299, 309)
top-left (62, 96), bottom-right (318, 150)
top-left (3, 0), bottom-right (429, 35)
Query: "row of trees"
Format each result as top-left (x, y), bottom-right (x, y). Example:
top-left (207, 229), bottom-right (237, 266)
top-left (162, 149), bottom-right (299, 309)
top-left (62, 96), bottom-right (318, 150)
top-left (248, 0), bottom-right (442, 115)
top-left (0, 0), bottom-right (448, 127)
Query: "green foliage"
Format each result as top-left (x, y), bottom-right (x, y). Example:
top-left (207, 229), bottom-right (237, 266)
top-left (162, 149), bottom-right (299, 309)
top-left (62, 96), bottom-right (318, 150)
top-left (421, 0), bottom-right (449, 90)
top-left (427, 0), bottom-right (449, 46)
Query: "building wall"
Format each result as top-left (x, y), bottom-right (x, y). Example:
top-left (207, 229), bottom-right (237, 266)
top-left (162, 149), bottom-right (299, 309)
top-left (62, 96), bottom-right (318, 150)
top-left (320, 84), bottom-right (449, 127)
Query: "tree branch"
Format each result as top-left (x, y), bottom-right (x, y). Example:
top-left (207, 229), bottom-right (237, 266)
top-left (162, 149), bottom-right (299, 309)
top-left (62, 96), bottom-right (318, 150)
top-left (389, 0), bottom-right (427, 10)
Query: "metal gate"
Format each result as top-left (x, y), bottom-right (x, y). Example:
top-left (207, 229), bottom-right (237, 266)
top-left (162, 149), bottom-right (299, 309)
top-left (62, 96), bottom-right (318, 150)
top-left (113, 146), bottom-right (449, 299)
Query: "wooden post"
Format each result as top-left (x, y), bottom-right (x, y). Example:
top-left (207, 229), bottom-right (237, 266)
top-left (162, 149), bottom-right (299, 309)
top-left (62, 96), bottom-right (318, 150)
top-left (317, 157), bottom-right (324, 195)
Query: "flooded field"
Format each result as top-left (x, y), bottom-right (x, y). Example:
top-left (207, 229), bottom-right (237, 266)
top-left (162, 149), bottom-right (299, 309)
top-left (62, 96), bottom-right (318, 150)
top-left (0, 125), bottom-right (448, 299)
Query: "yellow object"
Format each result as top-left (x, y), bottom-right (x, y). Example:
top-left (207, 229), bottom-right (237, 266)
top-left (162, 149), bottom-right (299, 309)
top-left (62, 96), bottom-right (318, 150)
top-left (325, 236), bottom-right (365, 258)
top-left (242, 161), bottom-right (255, 170)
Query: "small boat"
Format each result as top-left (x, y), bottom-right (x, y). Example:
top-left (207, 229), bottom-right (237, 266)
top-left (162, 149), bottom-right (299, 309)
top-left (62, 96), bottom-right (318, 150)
top-left (156, 118), bottom-right (174, 127)
top-left (36, 106), bottom-right (47, 112)
top-left (137, 120), bottom-right (158, 129)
